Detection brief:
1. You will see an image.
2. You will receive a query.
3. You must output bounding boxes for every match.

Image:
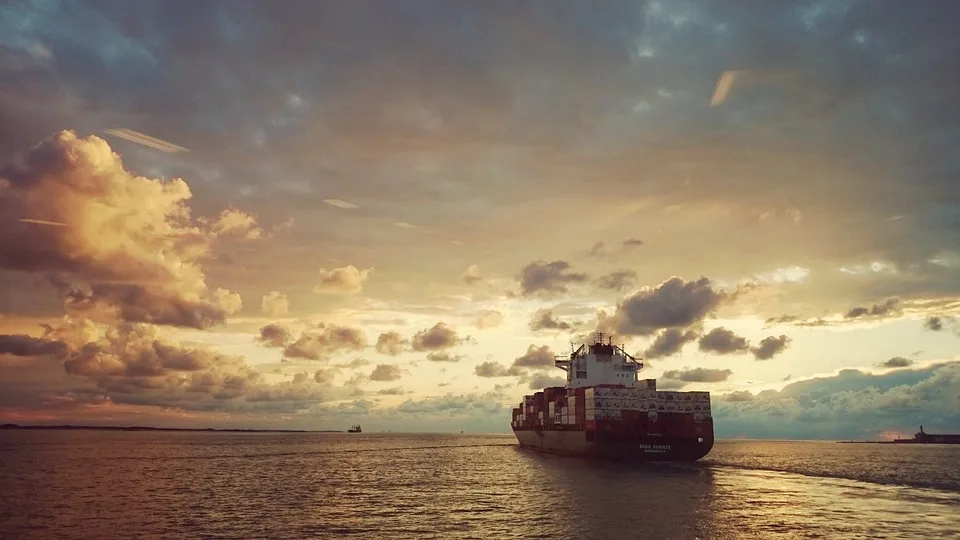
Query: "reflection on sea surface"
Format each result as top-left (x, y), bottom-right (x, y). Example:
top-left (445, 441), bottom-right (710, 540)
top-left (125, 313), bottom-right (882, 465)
top-left (1, 432), bottom-right (958, 539)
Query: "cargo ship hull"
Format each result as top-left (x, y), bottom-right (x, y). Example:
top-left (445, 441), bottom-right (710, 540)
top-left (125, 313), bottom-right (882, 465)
top-left (514, 422), bottom-right (714, 462)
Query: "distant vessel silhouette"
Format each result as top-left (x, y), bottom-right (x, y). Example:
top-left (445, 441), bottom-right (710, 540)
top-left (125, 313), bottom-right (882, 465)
top-left (893, 426), bottom-right (960, 444)
top-left (348, 425), bottom-right (362, 433)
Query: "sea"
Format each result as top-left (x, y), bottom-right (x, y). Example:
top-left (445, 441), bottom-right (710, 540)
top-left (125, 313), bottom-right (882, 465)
top-left (1, 431), bottom-right (958, 539)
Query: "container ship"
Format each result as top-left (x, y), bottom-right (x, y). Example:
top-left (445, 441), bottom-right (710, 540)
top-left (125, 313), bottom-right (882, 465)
top-left (511, 333), bottom-right (714, 461)
top-left (893, 426), bottom-right (960, 444)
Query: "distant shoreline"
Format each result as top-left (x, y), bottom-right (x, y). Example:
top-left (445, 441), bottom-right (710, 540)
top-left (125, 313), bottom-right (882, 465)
top-left (0, 424), bottom-right (342, 433)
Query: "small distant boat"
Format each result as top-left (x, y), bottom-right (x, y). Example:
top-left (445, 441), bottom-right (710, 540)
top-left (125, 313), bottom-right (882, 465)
top-left (348, 425), bottom-right (362, 433)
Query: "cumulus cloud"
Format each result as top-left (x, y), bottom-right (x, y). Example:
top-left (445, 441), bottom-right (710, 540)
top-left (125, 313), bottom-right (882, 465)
top-left (461, 265), bottom-right (482, 285)
top-left (595, 270), bottom-right (638, 291)
top-left (698, 327), bottom-right (750, 355)
top-left (529, 309), bottom-right (574, 332)
top-left (261, 291), bottom-right (289, 318)
top-left (369, 364), bottom-right (402, 382)
top-left (0, 131), bottom-right (247, 329)
top-left (609, 277), bottom-right (729, 336)
top-left (313, 367), bottom-right (340, 384)
top-left (375, 331), bottom-right (407, 355)
top-left (258, 323), bottom-right (293, 348)
top-left (426, 352), bottom-right (463, 363)
top-left (643, 328), bottom-right (699, 359)
top-left (518, 260), bottom-right (588, 296)
top-left (410, 322), bottom-right (460, 351)
top-left (512, 344), bottom-right (556, 369)
top-left (662, 367), bottom-right (733, 386)
top-left (713, 364), bottom-right (960, 440)
top-left (313, 265), bottom-right (372, 295)
top-left (880, 356), bottom-right (913, 368)
top-left (476, 310), bottom-right (503, 329)
top-left (751, 335), bottom-right (792, 360)
top-left (203, 207), bottom-right (263, 240)
top-left (283, 324), bottom-right (366, 360)
top-left (474, 361), bottom-right (523, 378)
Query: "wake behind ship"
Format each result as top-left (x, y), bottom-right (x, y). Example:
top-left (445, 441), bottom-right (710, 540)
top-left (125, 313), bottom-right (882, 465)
top-left (511, 333), bottom-right (714, 461)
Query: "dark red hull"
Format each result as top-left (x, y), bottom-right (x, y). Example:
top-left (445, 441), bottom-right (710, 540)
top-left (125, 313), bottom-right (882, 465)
top-left (514, 415), bottom-right (715, 462)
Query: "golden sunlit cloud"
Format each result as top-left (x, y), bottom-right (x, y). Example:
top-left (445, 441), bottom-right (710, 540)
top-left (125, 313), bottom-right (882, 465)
top-left (103, 128), bottom-right (189, 153)
top-left (394, 222), bottom-right (416, 229)
top-left (17, 218), bottom-right (67, 227)
top-left (323, 199), bottom-right (359, 209)
top-left (710, 70), bottom-right (744, 106)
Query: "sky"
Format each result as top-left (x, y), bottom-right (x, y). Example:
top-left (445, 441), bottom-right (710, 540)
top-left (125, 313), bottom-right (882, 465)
top-left (1, 0), bottom-right (959, 439)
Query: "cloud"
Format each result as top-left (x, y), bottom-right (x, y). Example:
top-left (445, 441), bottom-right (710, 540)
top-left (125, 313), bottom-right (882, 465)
top-left (0, 131), bottom-right (246, 329)
top-left (0, 334), bottom-right (67, 357)
top-left (512, 345), bottom-right (556, 369)
top-left (924, 316), bottom-right (944, 331)
top-left (529, 309), bottom-right (574, 332)
top-left (609, 277), bottom-right (729, 336)
top-left (340, 358), bottom-right (371, 369)
top-left (410, 322), bottom-right (460, 351)
top-left (698, 327), bottom-right (750, 355)
top-left (204, 208), bottom-right (263, 240)
top-left (313, 367), bottom-right (340, 384)
top-left (102, 128), bottom-right (188, 153)
top-left (375, 331), bottom-right (407, 355)
top-left (589, 242), bottom-right (607, 257)
top-left (461, 265), bottom-right (482, 285)
top-left (622, 238), bottom-right (644, 247)
top-left (261, 292), bottom-right (289, 318)
top-left (377, 386), bottom-right (406, 395)
top-left (595, 270), bottom-right (638, 291)
top-left (713, 363), bottom-right (960, 440)
top-left (369, 364), bottom-right (403, 382)
top-left (426, 352), bottom-right (463, 363)
top-left (283, 324), bottom-right (366, 360)
top-left (751, 335), bottom-right (792, 360)
top-left (313, 265), bottom-right (373, 295)
top-left (474, 361), bottom-right (523, 378)
top-left (662, 368), bottom-right (733, 386)
top-left (258, 323), bottom-right (292, 348)
top-left (518, 260), bottom-right (588, 296)
top-left (475, 310), bottom-right (503, 330)
top-left (880, 356), bottom-right (913, 368)
top-left (845, 299), bottom-right (900, 319)
top-left (643, 328), bottom-right (699, 359)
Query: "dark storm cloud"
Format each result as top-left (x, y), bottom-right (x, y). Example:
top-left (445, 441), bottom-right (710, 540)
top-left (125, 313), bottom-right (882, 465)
top-left (518, 260), bottom-right (588, 296)
top-left (529, 309), bottom-right (574, 332)
top-left (698, 327), bottom-right (750, 355)
top-left (611, 277), bottom-right (729, 336)
top-left (751, 335), bottom-right (791, 360)
top-left (643, 328), bottom-right (699, 359)
top-left (595, 270), bottom-right (638, 291)
top-left (410, 322), bottom-right (460, 351)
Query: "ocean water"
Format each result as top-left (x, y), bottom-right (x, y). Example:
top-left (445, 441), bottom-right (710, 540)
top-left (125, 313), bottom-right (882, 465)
top-left (1, 432), bottom-right (958, 539)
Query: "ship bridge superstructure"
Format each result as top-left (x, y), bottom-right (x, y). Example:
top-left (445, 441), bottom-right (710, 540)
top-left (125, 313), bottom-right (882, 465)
top-left (554, 333), bottom-right (644, 389)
